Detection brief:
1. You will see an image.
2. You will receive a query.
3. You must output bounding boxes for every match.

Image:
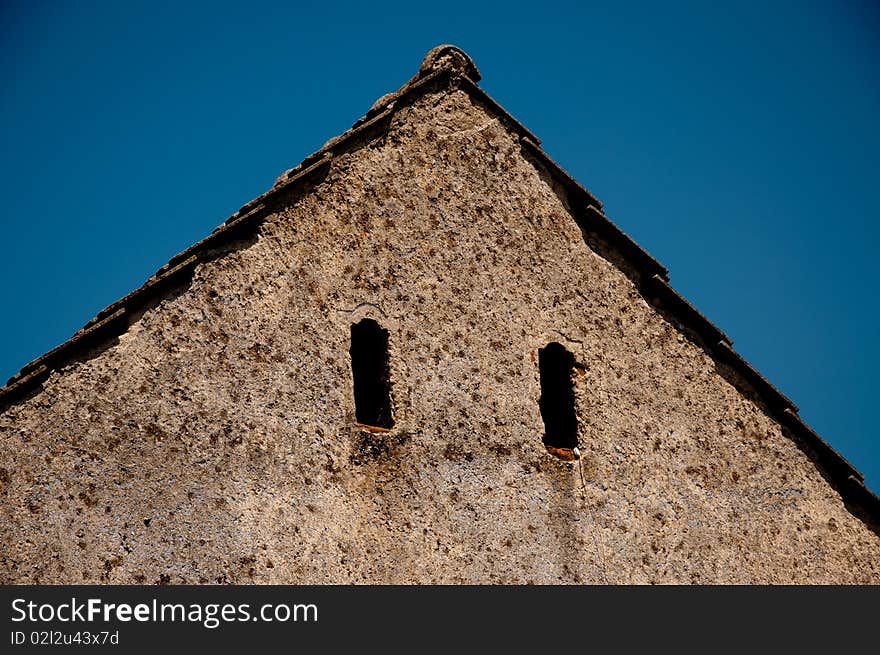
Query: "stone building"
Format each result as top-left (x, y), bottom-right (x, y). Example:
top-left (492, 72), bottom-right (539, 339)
top-left (1, 46), bottom-right (878, 584)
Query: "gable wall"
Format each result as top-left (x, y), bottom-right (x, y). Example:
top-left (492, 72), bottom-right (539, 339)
top-left (1, 87), bottom-right (877, 583)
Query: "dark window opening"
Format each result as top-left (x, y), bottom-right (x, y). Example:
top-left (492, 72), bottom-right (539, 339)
top-left (350, 319), bottom-right (394, 429)
top-left (539, 342), bottom-right (578, 450)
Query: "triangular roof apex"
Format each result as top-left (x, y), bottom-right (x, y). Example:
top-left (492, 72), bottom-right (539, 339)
top-left (418, 44), bottom-right (481, 82)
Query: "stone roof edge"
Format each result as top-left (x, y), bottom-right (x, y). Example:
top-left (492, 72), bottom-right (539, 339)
top-left (1, 45), bottom-right (876, 523)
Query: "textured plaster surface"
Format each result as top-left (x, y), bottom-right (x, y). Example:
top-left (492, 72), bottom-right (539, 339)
top-left (1, 87), bottom-right (878, 584)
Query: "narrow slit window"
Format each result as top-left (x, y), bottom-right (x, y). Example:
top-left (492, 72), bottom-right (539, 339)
top-left (350, 318), bottom-right (394, 429)
top-left (539, 342), bottom-right (578, 450)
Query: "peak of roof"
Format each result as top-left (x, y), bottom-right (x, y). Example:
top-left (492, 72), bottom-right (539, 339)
top-left (418, 44), bottom-right (481, 82)
top-left (1, 45), bottom-right (877, 526)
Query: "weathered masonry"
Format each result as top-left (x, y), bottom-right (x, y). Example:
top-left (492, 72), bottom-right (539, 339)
top-left (1, 46), bottom-right (878, 584)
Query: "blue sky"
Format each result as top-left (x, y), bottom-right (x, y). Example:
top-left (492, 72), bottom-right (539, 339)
top-left (1, 1), bottom-right (878, 491)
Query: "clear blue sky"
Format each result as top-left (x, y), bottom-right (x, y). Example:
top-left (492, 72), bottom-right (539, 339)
top-left (1, 1), bottom-right (878, 492)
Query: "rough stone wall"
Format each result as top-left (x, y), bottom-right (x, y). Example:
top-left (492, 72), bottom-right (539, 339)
top-left (1, 87), bottom-right (878, 584)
